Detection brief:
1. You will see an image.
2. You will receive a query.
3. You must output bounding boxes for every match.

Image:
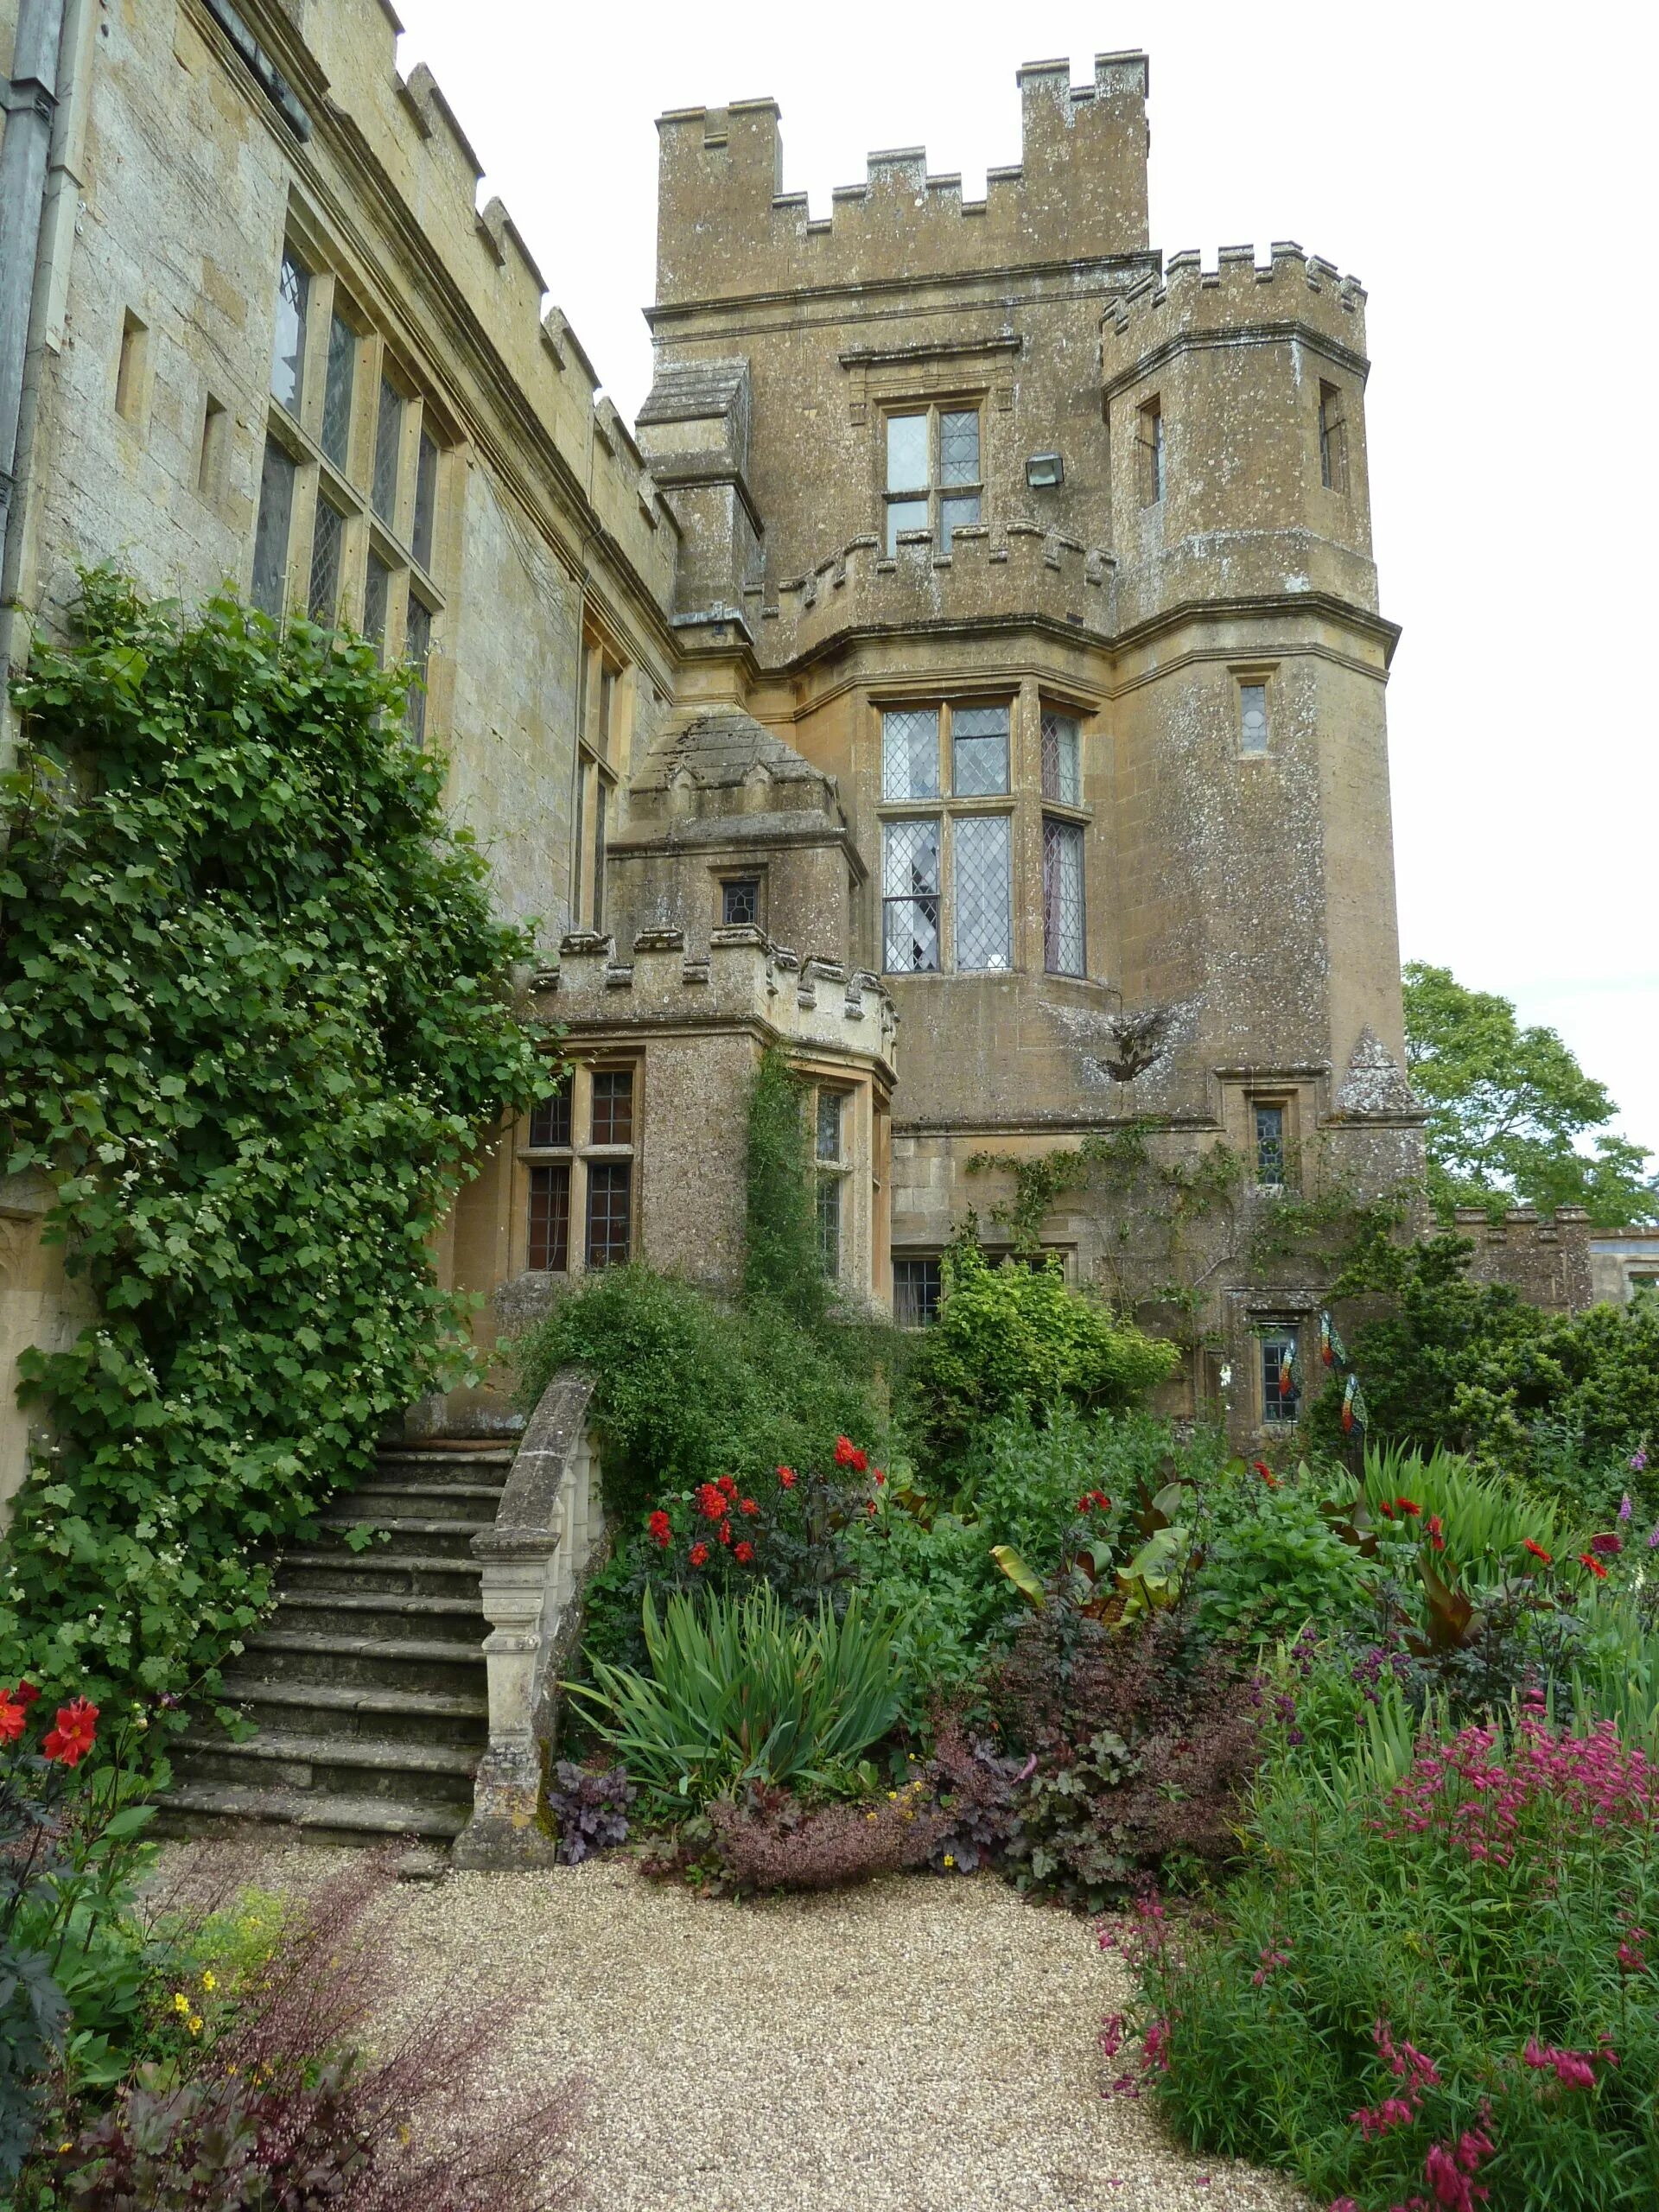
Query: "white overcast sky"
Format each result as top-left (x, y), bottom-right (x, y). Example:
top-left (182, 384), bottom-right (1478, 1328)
top-left (395, 0), bottom-right (1659, 1161)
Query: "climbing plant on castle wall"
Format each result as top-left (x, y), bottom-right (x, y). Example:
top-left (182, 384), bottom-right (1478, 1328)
top-left (0, 572), bottom-right (550, 1702)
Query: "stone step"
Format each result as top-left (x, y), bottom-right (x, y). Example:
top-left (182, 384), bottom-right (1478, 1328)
top-left (340, 1481), bottom-right (505, 1525)
top-left (263, 1591), bottom-right (486, 1647)
top-left (214, 1675), bottom-right (489, 1746)
top-left (244, 1628), bottom-right (487, 1697)
top-left (315, 1515), bottom-right (493, 1560)
top-left (373, 1448), bottom-right (515, 1488)
top-left (156, 1779), bottom-right (467, 1846)
top-left (173, 1728), bottom-right (477, 1810)
top-left (277, 1548), bottom-right (484, 1599)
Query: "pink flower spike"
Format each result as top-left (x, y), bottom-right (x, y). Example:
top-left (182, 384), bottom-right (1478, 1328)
top-left (1619, 1492), bottom-right (1633, 1522)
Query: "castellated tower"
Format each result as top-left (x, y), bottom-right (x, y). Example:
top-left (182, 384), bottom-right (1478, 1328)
top-left (623, 54), bottom-right (1422, 1438)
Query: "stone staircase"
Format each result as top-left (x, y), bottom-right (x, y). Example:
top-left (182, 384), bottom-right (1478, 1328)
top-left (160, 1438), bottom-right (513, 1846)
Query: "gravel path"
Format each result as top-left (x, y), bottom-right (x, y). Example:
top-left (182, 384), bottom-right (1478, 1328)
top-left (160, 1847), bottom-right (1310, 2212)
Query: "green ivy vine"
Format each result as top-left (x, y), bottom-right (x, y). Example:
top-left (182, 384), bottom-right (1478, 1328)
top-left (0, 572), bottom-right (551, 1702)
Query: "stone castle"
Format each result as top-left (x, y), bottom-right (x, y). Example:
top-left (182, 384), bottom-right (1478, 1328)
top-left (1, 0), bottom-right (1433, 1485)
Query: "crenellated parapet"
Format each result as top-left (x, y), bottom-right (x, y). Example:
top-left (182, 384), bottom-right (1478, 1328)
top-left (1102, 242), bottom-right (1368, 396)
top-left (251, 0), bottom-right (677, 595)
top-left (740, 521), bottom-right (1113, 664)
top-left (654, 55), bottom-right (1151, 311)
top-left (534, 928), bottom-right (898, 1077)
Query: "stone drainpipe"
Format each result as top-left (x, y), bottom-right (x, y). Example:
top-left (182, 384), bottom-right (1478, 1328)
top-left (452, 1368), bottom-right (604, 1869)
top-left (0, 0), bottom-right (66, 585)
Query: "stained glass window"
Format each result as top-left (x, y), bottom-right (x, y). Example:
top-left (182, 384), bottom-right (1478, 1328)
top-left (1255, 1104), bottom-right (1286, 1185)
top-left (721, 878), bottom-right (760, 926)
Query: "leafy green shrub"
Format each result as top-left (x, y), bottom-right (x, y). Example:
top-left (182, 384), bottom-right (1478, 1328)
top-left (1127, 1704), bottom-right (1659, 2210)
top-left (1313, 1229), bottom-right (1659, 1524)
top-left (0, 574), bottom-right (545, 1702)
top-left (908, 1243), bottom-right (1178, 1453)
top-left (511, 1265), bottom-right (888, 1525)
top-left (569, 1585), bottom-right (907, 1809)
top-left (1195, 1487), bottom-right (1370, 1646)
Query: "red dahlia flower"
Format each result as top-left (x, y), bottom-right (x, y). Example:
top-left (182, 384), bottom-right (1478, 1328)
top-left (1579, 1553), bottom-right (1610, 1580)
top-left (1251, 1460), bottom-right (1273, 1482)
top-left (43, 1697), bottom-right (99, 1767)
top-left (0, 1699), bottom-right (25, 1745)
top-left (778, 1465), bottom-right (798, 1488)
top-left (734, 1541), bottom-right (754, 1565)
top-left (14, 1681), bottom-right (38, 1707)
top-left (834, 1436), bottom-right (868, 1472)
top-left (689, 1542), bottom-right (709, 1568)
top-left (1427, 1513), bottom-right (1446, 1551)
top-left (739, 1497), bottom-right (759, 1516)
top-left (1395, 1497), bottom-right (1422, 1516)
top-left (716, 1475), bottom-right (737, 1499)
top-left (647, 1510), bottom-right (672, 1549)
top-left (1523, 1539), bottom-right (1552, 1562)
top-left (717, 1519), bottom-right (732, 1546)
top-left (695, 1483), bottom-right (726, 1521)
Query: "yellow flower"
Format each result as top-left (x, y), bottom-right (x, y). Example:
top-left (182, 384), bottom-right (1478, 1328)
top-left (865, 1811), bottom-right (877, 1823)
top-left (202, 1970), bottom-right (217, 1991)
top-left (944, 1853), bottom-right (956, 1868)
top-left (887, 1789), bottom-right (898, 1800)
top-left (59, 2141), bottom-right (73, 2154)
top-left (188, 2016), bottom-right (203, 2035)
top-left (173, 1991), bottom-right (190, 2015)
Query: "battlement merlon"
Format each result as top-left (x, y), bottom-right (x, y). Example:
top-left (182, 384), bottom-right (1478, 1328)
top-left (653, 56), bottom-right (1149, 312)
top-left (1102, 243), bottom-right (1370, 393)
top-left (536, 930), bottom-right (899, 1079)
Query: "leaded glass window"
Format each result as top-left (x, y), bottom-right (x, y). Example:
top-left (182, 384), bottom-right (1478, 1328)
top-left (1043, 817), bottom-right (1084, 976)
top-left (528, 1076), bottom-right (572, 1150)
top-left (954, 813), bottom-right (1012, 972)
top-left (882, 817), bottom-right (941, 973)
top-left (308, 496), bottom-right (344, 622)
top-left (1240, 683), bottom-right (1268, 755)
top-left (817, 1173), bottom-right (842, 1278)
top-left (372, 377), bottom-right (403, 524)
top-left (893, 1256), bottom-right (942, 1328)
top-left (321, 314), bottom-right (356, 470)
top-left (527, 1164), bottom-right (569, 1271)
top-left (585, 1160), bottom-right (632, 1268)
top-left (817, 1090), bottom-right (843, 1163)
top-left (363, 552), bottom-right (391, 660)
top-left (412, 430), bottom-right (439, 571)
top-left (1261, 1329), bottom-right (1300, 1425)
top-left (404, 594), bottom-right (432, 744)
top-left (1040, 709), bottom-right (1082, 805)
top-left (1254, 1104), bottom-right (1286, 1186)
top-left (721, 878), bottom-right (759, 926)
top-left (271, 251), bottom-right (308, 412)
top-left (591, 1067), bottom-right (633, 1147)
top-left (884, 404), bottom-right (982, 550)
top-left (251, 438), bottom-right (296, 616)
top-left (881, 708), bottom-right (939, 800)
top-left (952, 704), bottom-right (1009, 797)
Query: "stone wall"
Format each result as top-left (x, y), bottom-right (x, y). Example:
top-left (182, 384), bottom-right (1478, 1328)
top-left (1452, 1206), bottom-right (1594, 1315)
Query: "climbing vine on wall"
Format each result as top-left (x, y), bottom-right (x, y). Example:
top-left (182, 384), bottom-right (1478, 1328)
top-left (743, 1046), bottom-right (830, 1328)
top-left (0, 573), bottom-right (550, 1701)
top-left (965, 1122), bottom-right (1407, 1350)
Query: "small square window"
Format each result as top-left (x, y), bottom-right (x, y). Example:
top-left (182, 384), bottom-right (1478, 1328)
top-left (893, 1256), bottom-right (942, 1327)
top-left (1240, 683), bottom-right (1268, 755)
top-left (590, 1068), bottom-right (633, 1147)
top-left (721, 878), bottom-right (760, 927)
top-left (1261, 1330), bottom-right (1300, 1426)
top-left (529, 1075), bottom-right (572, 1149)
top-left (527, 1163), bottom-right (570, 1272)
top-left (816, 1090), bottom-right (844, 1163)
top-left (1254, 1103), bottom-right (1287, 1185)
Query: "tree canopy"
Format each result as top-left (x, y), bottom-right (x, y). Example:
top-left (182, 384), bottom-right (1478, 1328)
top-left (1402, 961), bottom-right (1658, 1227)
